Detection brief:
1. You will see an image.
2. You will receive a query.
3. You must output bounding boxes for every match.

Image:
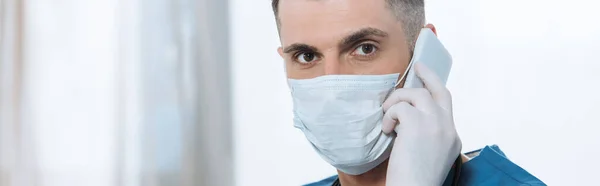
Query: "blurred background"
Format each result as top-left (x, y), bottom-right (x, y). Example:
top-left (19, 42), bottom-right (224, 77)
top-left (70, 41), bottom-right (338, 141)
top-left (1, 0), bottom-right (599, 185)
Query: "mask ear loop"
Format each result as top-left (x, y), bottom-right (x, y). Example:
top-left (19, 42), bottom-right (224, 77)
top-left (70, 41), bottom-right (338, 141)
top-left (384, 59), bottom-right (417, 101)
top-left (394, 58), bottom-right (417, 88)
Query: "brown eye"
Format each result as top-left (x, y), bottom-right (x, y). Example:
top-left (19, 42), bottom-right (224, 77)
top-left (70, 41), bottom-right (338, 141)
top-left (352, 43), bottom-right (377, 56)
top-left (296, 52), bottom-right (319, 64)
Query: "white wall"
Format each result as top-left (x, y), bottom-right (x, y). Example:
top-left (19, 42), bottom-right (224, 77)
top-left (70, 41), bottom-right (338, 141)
top-left (231, 0), bottom-right (600, 185)
top-left (230, 1), bottom-right (334, 185)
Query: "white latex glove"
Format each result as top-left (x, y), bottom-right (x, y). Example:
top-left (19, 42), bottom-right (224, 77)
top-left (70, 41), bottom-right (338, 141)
top-left (383, 63), bottom-right (462, 186)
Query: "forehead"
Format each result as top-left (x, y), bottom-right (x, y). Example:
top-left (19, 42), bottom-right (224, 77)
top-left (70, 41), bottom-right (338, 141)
top-left (278, 0), bottom-right (402, 46)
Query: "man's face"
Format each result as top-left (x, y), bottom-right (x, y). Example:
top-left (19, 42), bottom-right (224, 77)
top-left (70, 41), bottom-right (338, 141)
top-left (277, 0), bottom-right (412, 79)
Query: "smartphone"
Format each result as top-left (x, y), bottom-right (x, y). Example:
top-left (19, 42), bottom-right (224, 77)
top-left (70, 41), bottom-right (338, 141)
top-left (400, 28), bottom-right (452, 88)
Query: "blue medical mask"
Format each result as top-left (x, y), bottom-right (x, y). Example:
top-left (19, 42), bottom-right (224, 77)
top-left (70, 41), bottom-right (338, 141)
top-left (288, 73), bottom-right (402, 175)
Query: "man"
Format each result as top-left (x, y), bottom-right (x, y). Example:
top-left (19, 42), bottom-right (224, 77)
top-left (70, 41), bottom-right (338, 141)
top-left (272, 0), bottom-right (545, 185)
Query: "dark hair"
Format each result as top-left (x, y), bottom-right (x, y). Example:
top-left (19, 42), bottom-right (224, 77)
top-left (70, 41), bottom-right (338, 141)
top-left (271, 0), bottom-right (425, 51)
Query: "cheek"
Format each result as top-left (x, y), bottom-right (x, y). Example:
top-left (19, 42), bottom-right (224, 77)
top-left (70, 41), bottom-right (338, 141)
top-left (285, 61), bottom-right (324, 79)
top-left (362, 51), bottom-right (410, 75)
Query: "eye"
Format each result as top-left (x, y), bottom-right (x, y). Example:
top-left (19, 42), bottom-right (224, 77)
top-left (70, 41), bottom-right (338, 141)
top-left (295, 52), bottom-right (320, 64)
top-left (351, 43), bottom-right (377, 56)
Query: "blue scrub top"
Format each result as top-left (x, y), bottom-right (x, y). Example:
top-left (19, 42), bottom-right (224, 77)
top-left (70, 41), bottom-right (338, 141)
top-left (305, 145), bottom-right (545, 186)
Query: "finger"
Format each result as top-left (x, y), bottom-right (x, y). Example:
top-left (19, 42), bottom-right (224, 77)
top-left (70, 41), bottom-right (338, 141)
top-left (415, 63), bottom-right (452, 110)
top-left (382, 88), bottom-right (436, 112)
top-left (382, 102), bottom-right (420, 134)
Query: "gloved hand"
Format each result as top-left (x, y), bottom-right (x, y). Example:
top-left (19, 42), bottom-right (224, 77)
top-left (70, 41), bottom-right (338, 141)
top-left (382, 63), bottom-right (462, 186)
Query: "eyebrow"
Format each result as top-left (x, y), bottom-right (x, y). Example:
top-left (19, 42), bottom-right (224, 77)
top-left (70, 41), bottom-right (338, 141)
top-left (282, 27), bottom-right (388, 54)
top-left (339, 27), bottom-right (388, 49)
top-left (283, 43), bottom-right (318, 54)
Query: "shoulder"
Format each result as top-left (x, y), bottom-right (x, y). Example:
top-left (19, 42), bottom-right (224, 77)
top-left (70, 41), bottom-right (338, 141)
top-left (304, 175), bottom-right (338, 186)
top-left (303, 145), bottom-right (546, 186)
top-left (459, 145), bottom-right (546, 186)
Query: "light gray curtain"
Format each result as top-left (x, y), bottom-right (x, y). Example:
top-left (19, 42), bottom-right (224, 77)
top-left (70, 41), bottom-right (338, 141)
top-left (0, 0), bottom-right (39, 186)
top-left (0, 0), bottom-right (232, 185)
top-left (194, 0), bottom-right (233, 185)
top-left (135, 0), bottom-right (233, 185)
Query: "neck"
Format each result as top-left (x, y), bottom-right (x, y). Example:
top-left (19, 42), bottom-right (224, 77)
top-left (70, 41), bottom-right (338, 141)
top-left (337, 154), bottom-right (470, 186)
top-left (337, 159), bottom-right (389, 186)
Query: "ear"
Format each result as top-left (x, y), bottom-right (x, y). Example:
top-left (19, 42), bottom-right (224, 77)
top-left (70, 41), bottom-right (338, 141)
top-left (277, 47), bottom-right (284, 58)
top-left (424, 24), bottom-right (437, 36)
